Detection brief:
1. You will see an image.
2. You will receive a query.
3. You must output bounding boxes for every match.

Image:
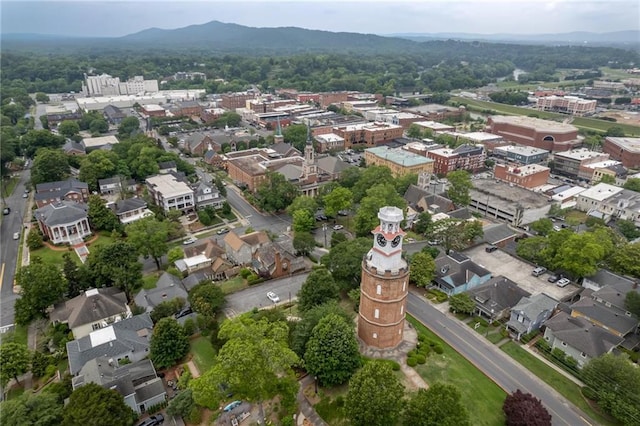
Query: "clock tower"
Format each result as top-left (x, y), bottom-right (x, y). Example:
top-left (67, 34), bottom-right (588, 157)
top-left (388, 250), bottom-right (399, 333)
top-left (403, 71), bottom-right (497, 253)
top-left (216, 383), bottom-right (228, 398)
top-left (358, 206), bottom-right (409, 349)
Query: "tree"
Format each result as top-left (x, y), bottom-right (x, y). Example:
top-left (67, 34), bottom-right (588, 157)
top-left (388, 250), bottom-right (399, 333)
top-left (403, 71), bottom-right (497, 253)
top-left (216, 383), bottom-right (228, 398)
top-left (605, 126), bottom-right (625, 137)
top-left (292, 209), bottom-right (315, 233)
top-left (84, 241), bottom-right (142, 302)
top-left (623, 178), bottom-right (640, 192)
top-left (35, 92), bottom-right (50, 103)
top-left (117, 116), bottom-right (140, 138)
top-left (616, 219), bottom-right (640, 241)
top-left (57, 120), bottom-right (80, 138)
top-left (188, 281), bottom-right (225, 316)
top-left (447, 170), bottom-right (473, 207)
top-left (62, 253), bottom-right (86, 298)
top-left (554, 232), bottom-right (605, 278)
top-left (167, 247), bottom-right (185, 264)
top-left (31, 350), bottom-right (53, 378)
top-left (414, 211), bottom-right (433, 236)
top-left (352, 166), bottom-right (394, 203)
top-left (189, 317), bottom-right (299, 423)
top-left (323, 186), bottom-right (353, 218)
top-left (304, 314), bottom-right (361, 386)
top-left (62, 383), bottom-right (135, 426)
top-left (0, 392), bottom-right (63, 426)
top-left (285, 195), bottom-right (317, 217)
top-left (282, 124), bottom-right (308, 152)
top-left (0, 342), bottom-right (30, 386)
top-left (15, 259), bottom-right (66, 325)
top-left (449, 293), bottom-right (476, 315)
top-left (531, 218), bottom-right (553, 236)
top-left (89, 118), bottom-right (109, 135)
top-left (150, 298), bottom-right (185, 324)
top-left (297, 267), bottom-right (340, 312)
top-left (346, 360), bottom-right (405, 426)
top-left (353, 183), bottom-right (406, 237)
top-left (321, 237), bottom-right (372, 289)
top-left (289, 301), bottom-right (351, 358)
top-left (293, 231), bottom-right (316, 256)
top-left (87, 194), bottom-right (120, 231)
top-left (609, 242), bottom-right (640, 278)
top-left (407, 123), bottom-right (423, 138)
top-left (582, 354), bottom-right (640, 425)
top-left (125, 217), bottom-right (169, 270)
top-left (502, 389), bottom-right (552, 426)
top-left (338, 167), bottom-right (362, 189)
top-left (625, 292), bottom-right (640, 318)
top-left (78, 150), bottom-right (118, 192)
top-left (30, 148), bottom-right (69, 185)
top-left (598, 174), bottom-right (616, 184)
top-left (404, 383), bottom-right (471, 426)
top-left (254, 171), bottom-right (299, 212)
top-left (26, 229), bottom-right (44, 250)
top-left (167, 388), bottom-right (196, 419)
top-left (410, 252), bottom-right (436, 287)
top-left (431, 218), bottom-right (482, 254)
top-left (150, 317), bottom-right (190, 369)
top-left (330, 231), bottom-right (347, 247)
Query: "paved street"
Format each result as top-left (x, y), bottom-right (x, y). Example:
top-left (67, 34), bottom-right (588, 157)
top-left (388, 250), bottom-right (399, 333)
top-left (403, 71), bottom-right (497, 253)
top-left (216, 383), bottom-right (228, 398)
top-left (0, 168), bottom-right (31, 330)
top-left (225, 185), bottom-right (291, 235)
top-left (406, 292), bottom-right (590, 426)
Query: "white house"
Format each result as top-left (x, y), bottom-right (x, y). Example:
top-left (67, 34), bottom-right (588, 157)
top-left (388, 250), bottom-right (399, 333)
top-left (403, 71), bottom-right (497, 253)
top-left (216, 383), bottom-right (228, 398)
top-left (145, 173), bottom-right (195, 213)
top-left (34, 201), bottom-right (92, 245)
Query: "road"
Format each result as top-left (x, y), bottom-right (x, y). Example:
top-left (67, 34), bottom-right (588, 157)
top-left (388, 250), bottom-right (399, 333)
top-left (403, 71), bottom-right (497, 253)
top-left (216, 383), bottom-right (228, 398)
top-left (406, 292), bottom-right (590, 426)
top-left (0, 168), bottom-right (31, 330)
top-left (224, 184), bottom-right (291, 235)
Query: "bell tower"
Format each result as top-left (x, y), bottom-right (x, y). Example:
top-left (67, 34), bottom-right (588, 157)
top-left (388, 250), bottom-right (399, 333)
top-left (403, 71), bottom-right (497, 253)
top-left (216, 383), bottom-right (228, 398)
top-left (358, 206), bottom-right (409, 349)
top-left (303, 125), bottom-right (317, 178)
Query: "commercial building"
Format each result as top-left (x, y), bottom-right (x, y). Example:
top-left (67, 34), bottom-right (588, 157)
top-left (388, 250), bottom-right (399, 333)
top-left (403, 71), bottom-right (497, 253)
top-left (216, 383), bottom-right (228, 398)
top-left (315, 133), bottom-right (345, 153)
top-left (145, 173), bottom-right (195, 213)
top-left (412, 120), bottom-right (455, 135)
top-left (426, 144), bottom-right (485, 175)
top-left (82, 74), bottom-right (158, 97)
top-left (333, 122), bottom-right (404, 149)
top-left (220, 92), bottom-right (255, 110)
top-left (494, 163), bottom-right (551, 189)
top-left (493, 145), bottom-right (549, 165)
top-left (82, 135), bottom-right (119, 151)
top-left (364, 146), bottom-right (434, 177)
top-left (580, 160), bottom-right (626, 183)
top-left (553, 148), bottom-right (610, 179)
top-left (575, 183), bottom-right (623, 213)
top-left (603, 137), bottom-right (640, 168)
top-left (486, 115), bottom-right (580, 152)
top-left (536, 96), bottom-right (597, 116)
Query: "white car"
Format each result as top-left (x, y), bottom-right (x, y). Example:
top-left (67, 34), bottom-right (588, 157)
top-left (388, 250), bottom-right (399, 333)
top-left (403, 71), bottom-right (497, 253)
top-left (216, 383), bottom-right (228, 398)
top-left (553, 225), bottom-right (561, 232)
top-left (333, 224), bottom-right (344, 230)
top-left (556, 278), bottom-right (571, 288)
top-left (182, 237), bottom-right (197, 245)
top-left (13, 232), bottom-right (20, 240)
top-left (267, 291), bottom-right (280, 303)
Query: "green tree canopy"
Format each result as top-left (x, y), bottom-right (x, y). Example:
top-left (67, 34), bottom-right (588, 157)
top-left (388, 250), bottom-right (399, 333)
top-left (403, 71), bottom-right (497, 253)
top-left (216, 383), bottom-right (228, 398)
top-left (167, 246), bottom-right (185, 264)
top-left (293, 231), bottom-right (316, 256)
top-left (78, 150), bottom-right (119, 192)
top-left (304, 313), bottom-right (361, 386)
top-left (0, 392), bottom-right (63, 426)
top-left (446, 170), bottom-right (473, 207)
top-left (84, 241), bottom-right (142, 302)
top-left (323, 186), bottom-right (353, 218)
top-left (30, 148), bottom-right (69, 185)
top-left (292, 209), bottom-right (315, 233)
top-left (297, 267), bottom-right (340, 312)
top-left (255, 171), bottom-right (300, 212)
top-left (404, 383), bottom-right (471, 426)
top-left (449, 293), bottom-right (476, 315)
top-left (623, 178), bottom-right (640, 192)
top-left (286, 195), bottom-right (317, 217)
top-left (57, 120), bottom-right (80, 138)
top-left (346, 360), bottom-right (405, 426)
top-left (353, 183), bottom-right (406, 237)
top-left (22, 130), bottom-right (66, 157)
top-left (530, 218), bottom-right (554, 236)
top-left (87, 194), bottom-right (120, 232)
top-left (616, 219), bottom-right (640, 241)
top-left (188, 281), bottom-right (225, 317)
top-left (62, 383), bottom-right (135, 426)
top-left (150, 317), bottom-right (190, 369)
top-left (15, 259), bottom-right (67, 325)
top-left (289, 301), bottom-right (352, 358)
top-left (414, 211), bottom-right (433, 236)
top-left (125, 217), bottom-right (169, 270)
top-left (282, 124), bottom-right (308, 152)
top-left (554, 232), bottom-right (605, 278)
top-left (0, 342), bottom-right (31, 386)
top-left (625, 292), bottom-right (640, 318)
top-left (321, 237), bottom-right (372, 290)
top-left (352, 166), bottom-right (394, 203)
top-left (410, 251), bottom-right (436, 287)
top-left (117, 116), bottom-right (140, 139)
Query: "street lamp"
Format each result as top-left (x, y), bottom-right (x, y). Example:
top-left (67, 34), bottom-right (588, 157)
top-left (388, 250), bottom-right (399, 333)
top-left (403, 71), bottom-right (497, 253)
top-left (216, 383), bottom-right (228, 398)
top-left (314, 376), bottom-right (318, 394)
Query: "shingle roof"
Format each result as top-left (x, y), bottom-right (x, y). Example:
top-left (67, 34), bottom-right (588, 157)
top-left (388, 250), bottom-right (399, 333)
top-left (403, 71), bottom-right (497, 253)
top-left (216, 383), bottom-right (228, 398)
top-left (158, 161), bottom-right (177, 170)
top-left (50, 287), bottom-right (128, 328)
top-left (241, 231), bottom-right (270, 248)
top-left (133, 273), bottom-right (188, 311)
top-left (467, 276), bottom-right (531, 314)
top-left (317, 156), bottom-right (350, 175)
top-left (115, 198), bottom-right (148, 215)
top-left (404, 184), bottom-right (430, 210)
top-left (434, 252), bottom-right (492, 290)
top-left (592, 283), bottom-right (639, 312)
top-left (570, 298), bottom-right (639, 335)
top-left (36, 178), bottom-right (88, 193)
top-left (185, 132), bottom-right (209, 150)
top-left (585, 269), bottom-right (636, 289)
top-left (511, 293), bottom-right (558, 321)
top-left (270, 142), bottom-right (300, 157)
top-left (224, 231), bottom-right (246, 252)
top-left (181, 272), bottom-right (208, 292)
top-left (545, 312), bottom-right (623, 358)
top-left (482, 223), bottom-right (518, 245)
top-left (63, 140), bottom-right (86, 154)
top-left (35, 201), bottom-right (89, 227)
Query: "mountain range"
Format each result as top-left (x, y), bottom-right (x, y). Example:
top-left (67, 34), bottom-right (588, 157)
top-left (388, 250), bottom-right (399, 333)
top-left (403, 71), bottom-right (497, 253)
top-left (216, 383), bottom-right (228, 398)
top-left (2, 21), bottom-right (638, 54)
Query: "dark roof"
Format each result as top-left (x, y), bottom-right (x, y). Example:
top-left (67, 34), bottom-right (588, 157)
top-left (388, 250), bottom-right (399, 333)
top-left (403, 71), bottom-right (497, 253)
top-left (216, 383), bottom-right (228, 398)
top-left (404, 184), bottom-right (429, 210)
top-left (270, 142), bottom-right (300, 157)
top-left (317, 155), bottom-right (350, 175)
top-left (454, 144), bottom-right (484, 156)
top-left (585, 269), bottom-right (635, 289)
top-left (482, 223), bottom-right (518, 245)
top-left (50, 287), bottom-right (127, 328)
top-left (544, 312), bottom-right (624, 358)
top-left (36, 178), bottom-right (88, 193)
top-left (133, 272), bottom-right (187, 311)
top-left (35, 201), bottom-right (88, 227)
top-left (467, 276), bottom-right (531, 314)
top-left (185, 132), bottom-right (209, 150)
top-left (103, 105), bottom-right (126, 119)
top-left (592, 282), bottom-right (639, 312)
top-left (177, 100), bottom-right (201, 109)
top-left (570, 298), bottom-right (639, 335)
top-left (511, 293), bottom-right (558, 320)
top-left (181, 272), bottom-right (208, 292)
top-left (63, 139), bottom-right (86, 153)
top-left (448, 207), bottom-right (472, 220)
top-left (158, 161), bottom-right (177, 170)
top-left (434, 251), bottom-right (492, 290)
top-left (115, 198), bottom-right (148, 215)
top-left (424, 193), bottom-right (455, 213)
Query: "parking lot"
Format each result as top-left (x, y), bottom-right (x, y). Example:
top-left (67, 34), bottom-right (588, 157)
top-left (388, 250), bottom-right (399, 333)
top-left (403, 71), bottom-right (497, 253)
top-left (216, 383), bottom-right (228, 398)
top-left (463, 245), bottom-right (580, 301)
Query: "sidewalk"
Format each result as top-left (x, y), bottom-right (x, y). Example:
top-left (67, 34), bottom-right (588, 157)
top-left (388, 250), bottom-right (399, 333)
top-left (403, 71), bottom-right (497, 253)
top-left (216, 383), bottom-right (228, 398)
top-left (520, 340), bottom-right (585, 387)
top-left (296, 375), bottom-right (327, 426)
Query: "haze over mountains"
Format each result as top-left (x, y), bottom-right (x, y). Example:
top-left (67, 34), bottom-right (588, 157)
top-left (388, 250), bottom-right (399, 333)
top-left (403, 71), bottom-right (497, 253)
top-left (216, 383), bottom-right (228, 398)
top-left (2, 20), bottom-right (638, 54)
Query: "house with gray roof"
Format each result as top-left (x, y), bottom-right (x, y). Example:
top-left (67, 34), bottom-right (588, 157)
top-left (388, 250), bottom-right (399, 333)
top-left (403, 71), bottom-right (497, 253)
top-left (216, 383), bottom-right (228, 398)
top-left (35, 201), bottom-right (91, 245)
top-left (158, 161), bottom-right (177, 174)
top-left (103, 105), bottom-right (126, 125)
top-left (111, 197), bottom-right (154, 225)
top-left (134, 272), bottom-right (188, 313)
top-left (193, 181), bottom-right (225, 209)
top-left (50, 287), bottom-right (131, 339)
top-left (466, 276), bottom-right (531, 323)
top-left (98, 176), bottom-right (137, 195)
top-left (184, 132), bottom-right (213, 156)
top-left (543, 312), bottom-right (624, 367)
top-left (434, 251), bottom-right (492, 296)
top-left (63, 139), bottom-right (86, 156)
top-left (570, 298), bottom-right (639, 338)
top-left (480, 223), bottom-right (519, 247)
top-left (66, 313), bottom-right (153, 375)
top-left (582, 269), bottom-right (636, 292)
top-left (270, 142), bottom-right (300, 158)
top-left (35, 178), bottom-right (89, 208)
top-left (507, 293), bottom-right (558, 340)
top-left (72, 358), bottom-right (166, 415)
top-left (253, 240), bottom-right (306, 279)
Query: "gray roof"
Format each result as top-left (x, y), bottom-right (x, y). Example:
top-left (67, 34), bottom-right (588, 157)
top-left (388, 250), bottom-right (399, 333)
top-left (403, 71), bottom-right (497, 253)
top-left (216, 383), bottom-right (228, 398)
top-left (425, 193), bottom-right (455, 213)
top-left (592, 283), bottom-right (639, 312)
top-left (448, 207), bottom-right (472, 220)
top-left (50, 287), bottom-right (128, 328)
top-left (63, 140), bottom-right (86, 154)
top-left (115, 198), bottom-right (148, 215)
top-left (270, 142), bottom-right (299, 157)
top-left (103, 105), bottom-right (126, 119)
top-left (434, 251), bottom-right (492, 290)
top-left (317, 155), bottom-right (350, 175)
top-left (135, 377), bottom-right (166, 403)
top-left (467, 276), bottom-right (531, 314)
top-left (275, 163), bottom-right (302, 181)
top-left (36, 178), bottom-right (88, 193)
top-left (67, 313), bottom-right (153, 375)
top-left (185, 132), bottom-right (209, 150)
top-left (585, 269), bottom-right (635, 289)
top-left (182, 272), bottom-right (208, 292)
top-left (511, 293), bottom-right (558, 321)
top-left (482, 223), bottom-right (518, 245)
top-left (545, 312), bottom-right (624, 358)
top-left (35, 201), bottom-right (89, 227)
top-left (570, 298), bottom-right (639, 335)
top-left (158, 161), bottom-right (177, 170)
top-left (99, 176), bottom-right (136, 187)
top-left (177, 100), bottom-right (201, 109)
top-left (134, 273), bottom-right (187, 311)
top-left (404, 184), bottom-right (430, 210)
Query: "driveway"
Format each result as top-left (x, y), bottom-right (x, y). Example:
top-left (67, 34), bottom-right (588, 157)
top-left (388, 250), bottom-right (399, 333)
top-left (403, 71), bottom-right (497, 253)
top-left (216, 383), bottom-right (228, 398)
top-left (463, 245), bottom-right (580, 301)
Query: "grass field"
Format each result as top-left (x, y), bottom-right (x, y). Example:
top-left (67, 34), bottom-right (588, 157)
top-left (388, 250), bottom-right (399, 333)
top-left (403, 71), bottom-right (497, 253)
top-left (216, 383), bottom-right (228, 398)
top-left (220, 276), bottom-right (247, 294)
top-left (2, 176), bottom-right (19, 197)
top-left (29, 233), bottom-right (115, 268)
top-left (189, 336), bottom-right (216, 374)
top-left (407, 316), bottom-right (507, 426)
top-left (500, 342), bottom-right (617, 426)
top-left (451, 96), bottom-right (640, 136)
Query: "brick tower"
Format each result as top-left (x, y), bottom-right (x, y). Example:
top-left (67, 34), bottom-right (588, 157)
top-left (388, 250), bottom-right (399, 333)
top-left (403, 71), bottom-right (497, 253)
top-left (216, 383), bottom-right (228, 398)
top-left (358, 206), bottom-right (409, 349)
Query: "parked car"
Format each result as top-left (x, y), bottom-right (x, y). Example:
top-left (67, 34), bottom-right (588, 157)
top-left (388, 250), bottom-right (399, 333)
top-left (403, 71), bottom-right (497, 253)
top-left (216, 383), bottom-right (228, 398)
top-left (338, 210), bottom-right (350, 216)
top-left (136, 413), bottom-right (164, 426)
top-left (13, 232), bottom-right (20, 240)
top-left (315, 214), bottom-right (327, 221)
top-left (553, 225), bottom-right (561, 232)
top-left (485, 245), bottom-right (498, 253)
top-left (267, 291), bottom-right (280, 303)
top-left (22, 193), bottom-right (28, 198)
top-left (175, 307), bottom-right (193, 319)
top-left (547, 274), bottom-right (561, 283)
top-left (333, 224), bottom-right (344, 230)
top-left (556, 278), bottom-right (571, 288)
top-left (217, 228), bottom-right (229, 235)
top-left (223, 400), bottom-right (242, 412)
top-left (532, 267), bottom-right (547, 277)
top-left (182, 237), bottom-right (197, 245)
top-left (2, 207), bottom-right (10, 215)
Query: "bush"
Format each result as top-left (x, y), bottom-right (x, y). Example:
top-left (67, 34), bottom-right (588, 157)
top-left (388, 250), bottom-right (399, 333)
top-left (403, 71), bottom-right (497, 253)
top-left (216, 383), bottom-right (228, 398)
top-left (415, 354), bottom-right (427, 364)
top-left (407, 349), bottom-right (418, 358)
top-left (418, 333), bottom-right (428, 343)
top-left (500, 328), bottom-right (509, 338)
top-left (520, 329), bottom-right (540, 344)
top-left (239, 268), bottom-right (252, 279)
top-left (536, 338), bottom-right (551, 352)
top-left (418, 346), bottom-right (430, 357)
top-left (433, 344), bottom-right (444, 355)
top-left (182, 318), bottom-right (196, 336)
top-left (582, 387), bottom-right (598, 401)
top-left (406, 357), bottom-right (418, 367)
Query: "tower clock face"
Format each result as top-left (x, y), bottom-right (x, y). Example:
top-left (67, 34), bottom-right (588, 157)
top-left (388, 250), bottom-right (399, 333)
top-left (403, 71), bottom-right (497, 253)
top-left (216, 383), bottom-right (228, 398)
top-left (376, 233), bottom-right (387, 247)
top-left (391, 235), bottom-right (402, 248)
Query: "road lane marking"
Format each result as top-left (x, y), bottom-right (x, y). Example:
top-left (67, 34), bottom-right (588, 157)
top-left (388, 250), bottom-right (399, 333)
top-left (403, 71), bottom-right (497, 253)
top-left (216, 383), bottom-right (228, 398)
top-left (0, 263), bottom-right (4, 289)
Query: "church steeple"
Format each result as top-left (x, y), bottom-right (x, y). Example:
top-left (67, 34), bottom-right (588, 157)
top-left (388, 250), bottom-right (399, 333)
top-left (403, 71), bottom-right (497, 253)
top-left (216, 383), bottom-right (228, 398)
top-left (303, 124), bottom-right (317, 178)
top-left (274, 115), bottom-right (284, 144)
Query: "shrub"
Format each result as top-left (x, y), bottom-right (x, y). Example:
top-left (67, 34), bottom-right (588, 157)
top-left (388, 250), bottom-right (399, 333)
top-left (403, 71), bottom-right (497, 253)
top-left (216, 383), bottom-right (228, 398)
top-left (406, 357), bottom-right (418, 367)
top-left (408, 349), bottom-right (418, 358)
top-left (582, 387), bottom-right (598, 401)
top-left (334, 395), bottom-right (345, 407)
top-left (239, 268), bottom-right (252, 279)
top-left (418, 333), bottom-right (428, 343)
top-left (500, 328), bottom-right (509, 338)
top-left (536, 338), bottom-right (551, 352)
top-left (415, 354), bottom-right (427, 364)
top-left (182, 318), bottom-right (196, 336)
top-left (418, 346), bottom-right (430, 357)
top-left (433, 344), bottom-right (444, 354)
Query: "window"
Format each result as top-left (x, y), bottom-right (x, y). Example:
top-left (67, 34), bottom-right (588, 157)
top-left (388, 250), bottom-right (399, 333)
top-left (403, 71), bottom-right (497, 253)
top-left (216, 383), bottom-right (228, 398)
top-left (374, 309), bottom-right (379, 319)
top-left (372, 333), bottom-right (378, 339)
top-left (400, 306), bottom-right (404, 315)
top-left (376, 285), bottom-right (382, 295)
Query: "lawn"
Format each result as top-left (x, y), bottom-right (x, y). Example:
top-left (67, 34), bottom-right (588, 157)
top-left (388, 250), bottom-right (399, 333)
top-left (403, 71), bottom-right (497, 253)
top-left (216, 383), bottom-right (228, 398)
top-left (30, 233), bottom-right (116, 268)
top-left (219, 276), bottom-right (247, 294)
top-left (450, 96), bottom-right (640, 136)
top-left (142, 273), bottom-right (161, 290)
top-left (407, 316), bottom-right (507, 426)
top-left (500, 341), bottom-right (617, 426)
top-left (189, 336), bottom-right (216, 374)
top-left (564, 209), bottom-right (588, 224)
top-left (2, 176), bottom-right (19, 197)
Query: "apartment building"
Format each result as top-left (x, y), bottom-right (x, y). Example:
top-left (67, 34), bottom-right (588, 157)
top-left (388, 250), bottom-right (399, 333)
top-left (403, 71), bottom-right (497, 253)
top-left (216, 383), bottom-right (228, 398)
top-left (486, 115), bottom-right (580, 152)
top-left (427, 145), bottom-right (485, 175)
top-left (145, 173), bottom-right (195, 213)
top-left (536, 96), bottom-right (597, 116)
top-left (493, 164), bottom-right (550, 189)
top-left (315, 133), bottom-right (345, 153)
top-left (493, 145), bottom-right (549, 165)
top-left (553, 148), bottom-right (610, 179)
top-left (364, 146), bottom-right (434, 177)
top-left (333, 122), bottom-right (404, 149)
top-left (603, 137), bottom-right (640, 168)
top-left (575, 183), bottom-right (623, 213)
top-left (220, 92), bottom-right (255, 110)
top-left (82, 74), bottom-right (158, 97)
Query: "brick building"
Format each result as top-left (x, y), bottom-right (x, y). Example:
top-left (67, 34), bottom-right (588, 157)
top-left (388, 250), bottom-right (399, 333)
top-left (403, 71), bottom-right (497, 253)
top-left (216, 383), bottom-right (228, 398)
top-left (220, 92), bottom-right (255, 110)
top-left (553, 148), bottom-right (610, 179)
top-left (426, 145), bottom-right (485, 175)
top-left (364, 146), bottom-right (434, 177)
top-left (486, 115), bottom-right (580, 152)
top-left (603, 137), bottom-right (640, 168)
top-left (174, 100), bottom-right (203, 117)
top-left (494, 164), bottom-right (550, 189)
top-left (140, 104), bottom-right (166, 117)
top-left (333, 122), bottom-right (404, 149)
top-left (536, 96), bottom-right (597, 116)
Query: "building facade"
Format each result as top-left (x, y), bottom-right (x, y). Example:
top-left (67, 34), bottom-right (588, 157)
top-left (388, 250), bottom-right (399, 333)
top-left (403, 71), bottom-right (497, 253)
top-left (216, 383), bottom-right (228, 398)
top-left (553, 149), bottom-right (610, 179)
top-left (35, 202), bottom-right (91, 245)
top-left (493, 164), bottom-right (550, 189)
top-left (358, 207), bottom-right (409, 349)
top-left (427, 145), bottom-right (485, 175)
top-left (364, 146), bottom-right (434, 177)
top-left (536, 96), bottom-right (597, 116)
top-left (603, 137), bottom-right (640, 168)
top-left (493, 145), bottom-right (549, 165)
top-left (333, 122), bottom-right (404, 149)
top-left (145, 174), bottom-right (195, 213)
top-left (486, 115), bottom-right (580, 152)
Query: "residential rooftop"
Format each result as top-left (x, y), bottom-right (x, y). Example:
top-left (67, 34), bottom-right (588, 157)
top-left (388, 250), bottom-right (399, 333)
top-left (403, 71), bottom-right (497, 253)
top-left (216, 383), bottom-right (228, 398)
top-left (146, 174), bottom-right (193, 198)
top-left (82, 135), bottom-right (119, 149)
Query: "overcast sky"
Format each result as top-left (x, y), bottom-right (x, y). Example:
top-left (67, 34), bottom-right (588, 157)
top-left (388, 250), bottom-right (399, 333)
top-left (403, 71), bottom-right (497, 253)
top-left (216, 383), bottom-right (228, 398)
top-left (2, 0), bottom-right (638, 37)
